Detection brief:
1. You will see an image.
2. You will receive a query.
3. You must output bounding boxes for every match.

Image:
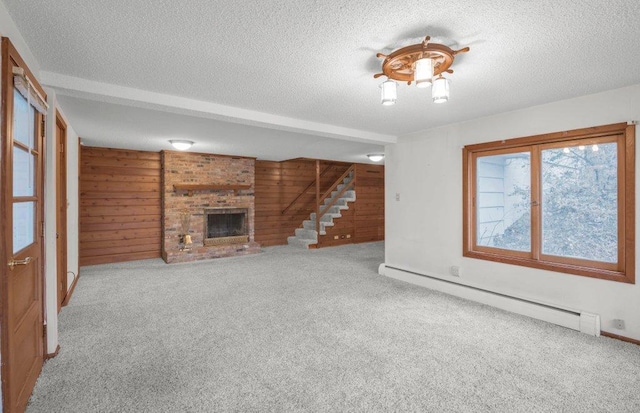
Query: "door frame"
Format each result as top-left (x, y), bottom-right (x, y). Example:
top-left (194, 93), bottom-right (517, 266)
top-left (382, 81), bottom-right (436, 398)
top-left (0, 36), bottom-right (47, 413)
top-left (56, 110), bottom-right (67, 312)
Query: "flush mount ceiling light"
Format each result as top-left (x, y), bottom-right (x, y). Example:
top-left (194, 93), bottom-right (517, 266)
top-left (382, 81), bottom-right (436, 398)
top-left (374, 35), bottom-right (469, 105)
top-left (367, 154), bottom-right (385, 162)
top-left (169, 140), bottom-right (194, 150)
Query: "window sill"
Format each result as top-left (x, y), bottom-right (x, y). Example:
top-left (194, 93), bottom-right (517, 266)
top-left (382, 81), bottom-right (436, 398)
top-left (463, 250), bottom-right (634, 284)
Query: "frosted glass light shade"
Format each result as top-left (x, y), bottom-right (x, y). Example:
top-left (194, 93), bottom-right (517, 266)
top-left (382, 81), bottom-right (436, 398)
top-left (414, 58), bottom-right (433, 89)
top-left (432, 76), bottom-right (450, 103)
top-left (367, 154), bottom-right (385, 162)
top-left (380, 79), bottom-right (397, 106)
top-left (170, 140), bottom-right (194, 150)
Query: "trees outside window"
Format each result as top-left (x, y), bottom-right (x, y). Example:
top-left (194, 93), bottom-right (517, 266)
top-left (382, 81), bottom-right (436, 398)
top-left (463, 123), bottom-right (635, 283)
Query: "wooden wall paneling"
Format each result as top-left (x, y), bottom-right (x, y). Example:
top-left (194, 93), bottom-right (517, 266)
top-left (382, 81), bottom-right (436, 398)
top-left (254, 160), bottom-right (384, 247)
top-left (317, 207), bottom-right (356, 247)
top-left (81, 251), bottom-right (162, 266)
top-left (254, 160), bottom-right (351, 246)
top-left (254, 160), bottom-right (281, 246)
top-left (353, 164), bottom-right (385, 244)
top-left (317, 164), bottom-right (384, 247)
top-left (79, 147), bottom-right (162, 265)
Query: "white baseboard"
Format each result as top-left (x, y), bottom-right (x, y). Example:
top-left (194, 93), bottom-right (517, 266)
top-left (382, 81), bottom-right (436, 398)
top-left (380, 264), bottom-right (600, 336)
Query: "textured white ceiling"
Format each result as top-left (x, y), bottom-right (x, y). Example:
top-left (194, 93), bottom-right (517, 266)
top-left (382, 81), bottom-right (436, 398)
top-left (4, 0), bottom-right (640, 159)
top-left (56, 95), bottom-right (386, 163)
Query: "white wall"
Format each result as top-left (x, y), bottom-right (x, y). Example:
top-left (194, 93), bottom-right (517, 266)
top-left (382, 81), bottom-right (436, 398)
top-left (385, 84), bottom-right (640, 341)
top-left (44, 90), bottom-right (80, 353)
top-left (65, 114), bottom-right (80, 288)
top-left (44, 91), bottom-right (58, 352)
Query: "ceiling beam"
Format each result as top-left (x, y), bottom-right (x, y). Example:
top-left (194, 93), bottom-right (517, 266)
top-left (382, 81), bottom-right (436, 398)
top-left (40, 71), bottom-right (397, 145)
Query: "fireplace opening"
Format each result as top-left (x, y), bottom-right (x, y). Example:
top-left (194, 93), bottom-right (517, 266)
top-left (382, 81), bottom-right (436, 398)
top-left (208, 213), bottom-right (245, 238)
top-left (204, 208), bottom-right (248, 245)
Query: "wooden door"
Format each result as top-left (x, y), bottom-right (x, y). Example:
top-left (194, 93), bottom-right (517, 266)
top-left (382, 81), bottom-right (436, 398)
top-left (56, 112), bottom-right (67, 311)
top-left (1, 37), bottom-right (46, 413)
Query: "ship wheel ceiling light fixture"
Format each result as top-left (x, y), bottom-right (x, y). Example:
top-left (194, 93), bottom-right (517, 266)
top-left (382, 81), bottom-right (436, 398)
top-left (374, 35), bottom-right (469, 105)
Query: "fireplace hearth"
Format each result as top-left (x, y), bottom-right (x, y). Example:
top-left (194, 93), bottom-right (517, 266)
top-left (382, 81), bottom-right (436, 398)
top-left (204, 208), bottom-right (249, 246)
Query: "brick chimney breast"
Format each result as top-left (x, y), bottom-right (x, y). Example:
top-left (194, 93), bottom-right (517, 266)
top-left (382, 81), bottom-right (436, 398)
top-left (161, 151), bottom-right (260, 263)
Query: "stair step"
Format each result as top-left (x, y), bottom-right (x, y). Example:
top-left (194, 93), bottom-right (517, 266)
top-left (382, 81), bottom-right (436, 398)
top-left (295, 228), bottom-right (324, 239)
top-left (303, 220), bottom-right (333, 231)
top-left (324, 196), bottom-right (356, 204)
top-left (310, 212), bottom-right (341, 222)
top-left (331, 189), bottom-right (356, 200)
top-left (287, 236), bottom-right (317, 249)
top-left (324, 198), bottom-right (350, 208)
top-left (320, 206), bottom-right (341, 214)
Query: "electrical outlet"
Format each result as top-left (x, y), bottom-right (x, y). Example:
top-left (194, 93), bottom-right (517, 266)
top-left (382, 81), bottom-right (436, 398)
top-left (450, 266), bottom-right (461, 277)
top-left (613, 319), bottom-right (625, 330)
top-left (395, 193), bottom-right (400, 201)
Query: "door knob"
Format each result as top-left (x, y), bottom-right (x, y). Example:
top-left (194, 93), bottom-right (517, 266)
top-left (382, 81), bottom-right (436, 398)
top-left (8, 256), bottom-right (32, 270)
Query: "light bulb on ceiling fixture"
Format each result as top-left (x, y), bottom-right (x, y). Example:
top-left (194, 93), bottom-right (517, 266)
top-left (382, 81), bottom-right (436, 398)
top-left (380, 79), bottom-right (397, 105)
top-left (367, 154), bottom-right (385, 162)
top-left (169, 140), bottom-right (194, 151)
top-left (414, 57), bottom-right (433, 89)
top-left (373, 35), bottom-right (468, 105)
top-left (432, 75), bottom-right (450, 103)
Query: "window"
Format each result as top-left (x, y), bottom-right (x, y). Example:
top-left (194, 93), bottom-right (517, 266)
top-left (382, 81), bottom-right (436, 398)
top-left (463, 123), bottom-right (635, 283)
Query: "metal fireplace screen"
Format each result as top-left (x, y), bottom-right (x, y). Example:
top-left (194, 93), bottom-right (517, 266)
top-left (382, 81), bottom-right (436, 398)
top-left (204, 208), bottom-right (248, 245)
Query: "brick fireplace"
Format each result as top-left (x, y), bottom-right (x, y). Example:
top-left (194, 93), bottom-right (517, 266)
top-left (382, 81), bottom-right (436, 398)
top-left (161, 151), bottom-right (261, 263)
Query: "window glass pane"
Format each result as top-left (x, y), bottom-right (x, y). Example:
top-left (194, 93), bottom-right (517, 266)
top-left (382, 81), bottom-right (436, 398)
top-left (541, 142), bottom-right (617, 262)
top-left (13, 145), bottom-right (34, 196)
top-left (13, 201), bottom-right (35, 253)
top-left (13, 88), bottom-right (33, 147)
top-left (476, 152), bottom-right (531, 251)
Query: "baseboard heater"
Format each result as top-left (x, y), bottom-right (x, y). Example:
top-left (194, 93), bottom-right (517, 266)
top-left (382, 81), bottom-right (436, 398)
top-left (380, 264), bottom-right (600, 337)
